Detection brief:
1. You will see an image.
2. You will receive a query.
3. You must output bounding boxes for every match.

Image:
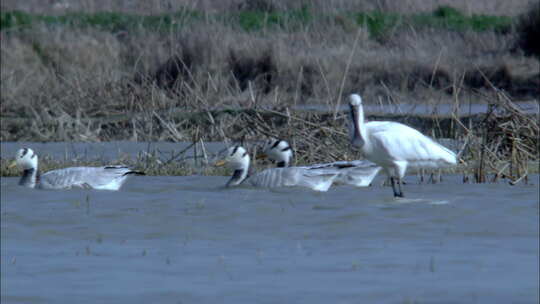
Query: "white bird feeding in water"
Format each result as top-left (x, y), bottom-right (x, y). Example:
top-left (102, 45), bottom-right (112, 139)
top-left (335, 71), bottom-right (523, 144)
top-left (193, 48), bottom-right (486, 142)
top-left (348, 94), bottom-right (457, 197)
top-left (214, 145), bottom-right (338, 191)
top-left (10, 148), bottom-right (144, 190)
top-left (260, 139), bottom-right (381, 187)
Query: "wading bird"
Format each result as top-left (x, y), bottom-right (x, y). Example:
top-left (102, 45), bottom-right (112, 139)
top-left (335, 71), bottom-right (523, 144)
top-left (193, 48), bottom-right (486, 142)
top-left (348, 94), bottom-right (457, 197)
top-left (10, 148), bottom-right (144, 190)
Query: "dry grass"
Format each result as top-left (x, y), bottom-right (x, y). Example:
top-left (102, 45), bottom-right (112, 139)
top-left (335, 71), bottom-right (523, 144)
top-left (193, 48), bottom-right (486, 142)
top-left (457, 90), bottom-right (539, 184)
top-left (2, 18), bottom-right (537, 119)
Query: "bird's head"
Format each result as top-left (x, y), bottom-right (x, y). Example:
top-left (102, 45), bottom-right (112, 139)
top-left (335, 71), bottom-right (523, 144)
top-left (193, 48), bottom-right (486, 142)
top-left (10, 148), bottom-right (38, 170)
top-left (348, 94), bottom-right (362, 107)
top-left (214, 145), bottom-right (250, 170)
top-left (260, 139), bottom-right (293, 167)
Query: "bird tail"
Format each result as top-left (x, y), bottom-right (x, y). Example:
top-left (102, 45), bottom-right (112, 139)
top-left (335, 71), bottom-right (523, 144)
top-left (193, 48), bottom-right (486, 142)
top-left (103, 166), bottom-right (145, 176)
top-left (123, 171), bottom-right (146, 176)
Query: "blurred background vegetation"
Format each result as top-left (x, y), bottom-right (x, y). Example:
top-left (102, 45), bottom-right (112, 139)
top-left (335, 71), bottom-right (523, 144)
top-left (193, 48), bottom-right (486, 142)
top-left (1, 0), bottom-right (538, 142)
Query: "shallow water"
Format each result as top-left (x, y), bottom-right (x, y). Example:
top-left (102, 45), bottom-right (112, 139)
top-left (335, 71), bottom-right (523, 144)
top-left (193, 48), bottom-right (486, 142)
top-left (1, 174), bottom-right (538, 303)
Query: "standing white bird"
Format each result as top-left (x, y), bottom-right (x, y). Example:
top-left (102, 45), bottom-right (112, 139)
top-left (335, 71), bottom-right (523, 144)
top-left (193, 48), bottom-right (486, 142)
top-left (9, 148), bottom-right (144, 190)
top-left (348, 94), bottom-right (457, 197)
top-left (214, 146), bottom-right (338, 191)
top-left (260, 139), bottom-right (381, 187)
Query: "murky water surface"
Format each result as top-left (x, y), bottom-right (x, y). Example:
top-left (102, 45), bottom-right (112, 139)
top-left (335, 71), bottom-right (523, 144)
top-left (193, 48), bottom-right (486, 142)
top-left (1, 172), bottom-right (538, 303)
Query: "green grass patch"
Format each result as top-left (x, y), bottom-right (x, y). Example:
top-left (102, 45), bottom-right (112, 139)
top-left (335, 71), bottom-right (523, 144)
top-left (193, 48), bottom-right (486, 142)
top-left (235, 6), bottom-right (312, 31)
top-left (1, 10), bottom-right (201, 32)
top-left (354, 5), bottom-right (513, 39)
top-left (1, 10), bottom-right (33, 29)
top-left (355, 11), bottom-right (401, 38)
top-left (1, 6), bottom-right (513, 34)
top-left (413, 6), bottom-right (512, 32)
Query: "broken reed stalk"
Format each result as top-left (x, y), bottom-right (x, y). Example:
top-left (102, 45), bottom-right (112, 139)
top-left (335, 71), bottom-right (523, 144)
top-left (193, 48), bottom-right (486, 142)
top-left (447, 67), bottom-right (537, 184)
top-left (475, 103), bottom-right (496, 183)
top-left (463, 87), bottom-right (538, 184)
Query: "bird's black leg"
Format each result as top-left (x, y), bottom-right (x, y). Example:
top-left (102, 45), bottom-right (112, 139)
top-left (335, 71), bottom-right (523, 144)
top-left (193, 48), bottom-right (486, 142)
top-left (390, 177), bottom-right (401, 197)
top-left (397, 178), bottom-right (403, 197)
top-left (391, 177), bottom-right (404, 197)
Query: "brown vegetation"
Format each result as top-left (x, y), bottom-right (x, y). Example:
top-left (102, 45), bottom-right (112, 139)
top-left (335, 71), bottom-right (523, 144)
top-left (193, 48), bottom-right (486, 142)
top-left (1, 0), bottom-right (538, 182)
top-left (2, 19), bottom-right (538, 134)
